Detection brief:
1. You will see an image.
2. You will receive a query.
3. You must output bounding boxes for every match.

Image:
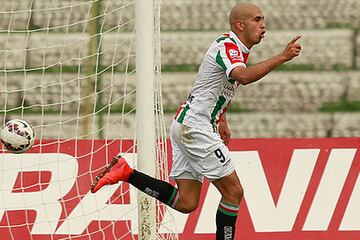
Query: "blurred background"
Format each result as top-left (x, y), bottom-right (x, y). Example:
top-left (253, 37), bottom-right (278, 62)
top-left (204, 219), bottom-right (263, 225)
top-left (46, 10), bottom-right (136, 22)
top-left (1, 0), bottom-right (360, 139)
top-left (159, 0), bottom-right (360, 138)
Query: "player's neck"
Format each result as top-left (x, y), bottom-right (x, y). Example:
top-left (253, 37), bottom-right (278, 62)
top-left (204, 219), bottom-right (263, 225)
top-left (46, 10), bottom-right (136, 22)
top-left (231, 30), bottom-right (253, 50)
top-left (237, 34), bottom-right (253, 49)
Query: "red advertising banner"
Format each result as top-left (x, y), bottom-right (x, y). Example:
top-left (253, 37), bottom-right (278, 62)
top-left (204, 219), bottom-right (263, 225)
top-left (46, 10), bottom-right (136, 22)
top-left (0, 138), bottom-right (360, 239)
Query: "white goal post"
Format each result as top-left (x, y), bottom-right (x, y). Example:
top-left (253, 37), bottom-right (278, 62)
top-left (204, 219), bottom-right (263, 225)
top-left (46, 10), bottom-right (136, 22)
top-left (136, 0), bottom-right (156, 239)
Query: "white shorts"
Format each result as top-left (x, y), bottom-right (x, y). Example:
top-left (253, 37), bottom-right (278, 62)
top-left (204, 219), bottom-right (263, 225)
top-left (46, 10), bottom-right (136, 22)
top-left (169, 120), bottom-right (235, 182)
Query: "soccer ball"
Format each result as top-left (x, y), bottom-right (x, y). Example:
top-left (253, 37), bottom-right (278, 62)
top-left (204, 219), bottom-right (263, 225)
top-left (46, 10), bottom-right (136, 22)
top-left (0, 119), bottom-right (35, 153)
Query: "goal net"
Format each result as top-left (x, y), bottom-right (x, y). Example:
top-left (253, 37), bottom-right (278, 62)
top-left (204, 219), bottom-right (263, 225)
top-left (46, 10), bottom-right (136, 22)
top-left (0, 0), bottom-right (177, 239)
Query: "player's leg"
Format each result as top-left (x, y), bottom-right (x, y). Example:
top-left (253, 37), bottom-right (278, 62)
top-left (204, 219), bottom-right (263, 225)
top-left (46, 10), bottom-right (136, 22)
top-left (166, 120), bottom-right (203, 212)
top-left (171, 121), bottom-right (243, 239)
top-left (127, 168), bottom-right (202, 213)
top-left (90, 155), bottom-right (202, 213)
top-left (173, 178), bottom-right (202, 213)
top-left (127, 171), bottom-right (202, 213)
top-left (212, 170), bottom-right (243, 240)
top-left (199, 134), bottom-right (242, 240)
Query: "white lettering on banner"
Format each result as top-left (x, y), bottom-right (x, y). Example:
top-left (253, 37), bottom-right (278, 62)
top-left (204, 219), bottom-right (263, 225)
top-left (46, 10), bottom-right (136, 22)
top-left (196, 150), bottom-right (320, 233)
top-left (55, 153), bottom-right (138, 235)
top-left (55, 184), bottom-right (138, 234)
top-left (0, 153), bottom-right (78, 234)
top-left (234, 150), bottom-right (319, 232)
top-left (158, 206), bottom-right (189, 234)
top-left (340, 173), bottom-right (360, 230)
top-left (1, 149), bottom-right (359, 235)
top-left (304, 149), bottom-right (356, 230)
top-left (195, 181), bottom-right (221, 233)
top-left (158, 183), bottom-right (189, 234)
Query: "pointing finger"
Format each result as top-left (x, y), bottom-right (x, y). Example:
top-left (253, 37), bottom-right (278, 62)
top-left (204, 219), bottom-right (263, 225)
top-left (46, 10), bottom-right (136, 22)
top-left (290, 35), bottom-right (302, 44)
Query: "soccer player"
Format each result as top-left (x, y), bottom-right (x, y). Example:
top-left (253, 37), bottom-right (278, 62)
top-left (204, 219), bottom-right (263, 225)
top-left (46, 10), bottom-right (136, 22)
top-left (91, 2), bottom-right (301, 239)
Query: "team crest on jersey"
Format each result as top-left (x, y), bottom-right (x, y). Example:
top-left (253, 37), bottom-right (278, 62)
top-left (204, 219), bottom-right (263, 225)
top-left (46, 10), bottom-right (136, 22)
top-left (224, 42), bottom-right (243, 64)
top-left (229, 49), bottom-right (240, 59)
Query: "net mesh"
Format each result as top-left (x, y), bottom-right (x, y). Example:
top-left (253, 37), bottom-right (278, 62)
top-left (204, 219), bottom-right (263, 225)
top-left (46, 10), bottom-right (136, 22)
top-left (0, 0), bottom-right (177, 239)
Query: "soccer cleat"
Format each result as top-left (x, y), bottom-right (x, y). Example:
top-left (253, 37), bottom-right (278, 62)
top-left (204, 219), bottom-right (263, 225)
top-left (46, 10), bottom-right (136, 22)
top-left (90, 155), bottom-right (133, 193)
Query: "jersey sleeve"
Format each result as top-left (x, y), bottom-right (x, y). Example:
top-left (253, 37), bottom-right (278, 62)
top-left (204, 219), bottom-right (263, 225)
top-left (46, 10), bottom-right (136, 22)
top-left (216, 40), bottom-right (246, 77)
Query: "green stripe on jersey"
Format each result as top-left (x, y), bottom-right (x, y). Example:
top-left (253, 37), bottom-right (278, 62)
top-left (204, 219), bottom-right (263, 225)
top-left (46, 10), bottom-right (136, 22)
top-left (216, 36), bottom-right (227, 43)
top-left (210, 96), bottom-right (226, 125)
top-left (229, 37), bottom-right (236, 44)
top-left (177, 104), bottom-right (190, 124)
top-left (216, 35), bottom-right (236, 44)
top-left (216, 51), bottom-right (227, 71)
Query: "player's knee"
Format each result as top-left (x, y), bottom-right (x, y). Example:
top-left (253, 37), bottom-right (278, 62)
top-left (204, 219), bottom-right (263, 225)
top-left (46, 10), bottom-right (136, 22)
top-left (226, 185), bottom-right (244, 205)
top-left (177, 199), bottom-right (199, 213)
top-left (234, 185), bottom-right (244, 203)
top-left (180, 205), bottom-right (197, 214)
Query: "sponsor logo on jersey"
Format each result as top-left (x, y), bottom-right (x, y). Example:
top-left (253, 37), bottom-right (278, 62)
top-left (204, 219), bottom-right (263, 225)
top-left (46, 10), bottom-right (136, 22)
top-left (224, 42), bottom-right (243, 64)
top-left (229, 49), bottom-right (239, 59)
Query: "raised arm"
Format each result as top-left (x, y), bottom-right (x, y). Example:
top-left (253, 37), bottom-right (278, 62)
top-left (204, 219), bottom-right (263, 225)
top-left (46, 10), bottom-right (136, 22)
top-left (231, 35), bottom-right (302, 85)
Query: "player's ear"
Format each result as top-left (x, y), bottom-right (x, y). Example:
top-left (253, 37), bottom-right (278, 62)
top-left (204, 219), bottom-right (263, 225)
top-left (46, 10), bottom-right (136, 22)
top-left (235, 20), bottom-right (245, 31)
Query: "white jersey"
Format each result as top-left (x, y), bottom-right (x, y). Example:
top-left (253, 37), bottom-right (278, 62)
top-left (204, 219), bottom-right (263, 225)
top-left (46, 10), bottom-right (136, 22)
top-left (174, 31), bottom-right (251, 131)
